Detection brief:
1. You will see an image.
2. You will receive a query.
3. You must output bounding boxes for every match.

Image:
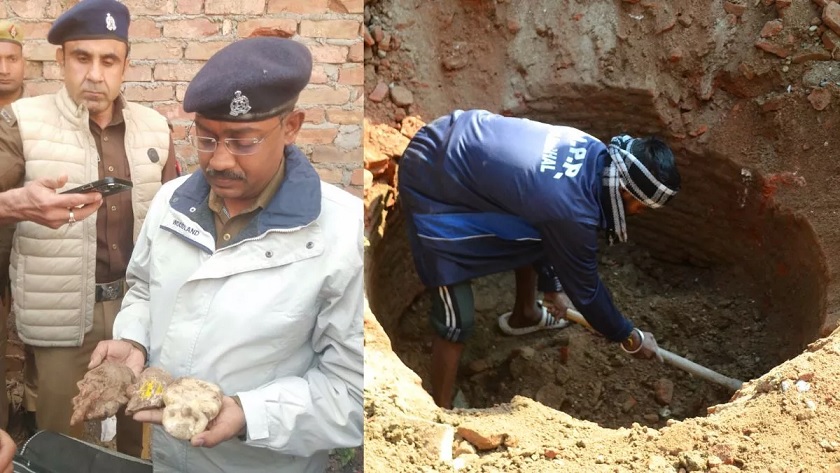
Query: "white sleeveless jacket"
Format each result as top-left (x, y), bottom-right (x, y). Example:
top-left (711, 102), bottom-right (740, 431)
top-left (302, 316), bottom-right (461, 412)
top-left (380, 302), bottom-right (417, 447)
top-left (9, 86), bottom-right (170, 347)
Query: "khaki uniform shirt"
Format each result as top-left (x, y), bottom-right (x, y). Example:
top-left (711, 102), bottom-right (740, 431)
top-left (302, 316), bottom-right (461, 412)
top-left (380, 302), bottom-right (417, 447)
top-left (0, 100), bottom-right (179, 283)
top-left (0, 86), bottom-right (25, 288)
top-left (208, 159), bottom-right (286, 249)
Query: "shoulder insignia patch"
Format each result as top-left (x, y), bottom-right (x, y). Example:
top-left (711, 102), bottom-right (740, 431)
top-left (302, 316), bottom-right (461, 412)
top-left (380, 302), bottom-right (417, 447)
top-left (0, 108), bottom-right (13, 126)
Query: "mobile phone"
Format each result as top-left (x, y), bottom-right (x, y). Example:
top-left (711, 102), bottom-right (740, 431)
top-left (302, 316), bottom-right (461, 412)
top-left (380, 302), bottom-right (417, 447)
top-left (61, 177), bottom-right (133, 197)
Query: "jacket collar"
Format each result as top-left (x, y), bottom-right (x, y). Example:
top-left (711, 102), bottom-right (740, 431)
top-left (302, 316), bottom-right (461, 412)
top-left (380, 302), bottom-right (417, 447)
top-left (170, 144), bottom-right (322, 234)
top-left (54, 85), bottom-right (129, 128)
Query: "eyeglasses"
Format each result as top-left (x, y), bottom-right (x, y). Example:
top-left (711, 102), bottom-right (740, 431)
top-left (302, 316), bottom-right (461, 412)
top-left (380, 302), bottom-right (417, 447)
top-left (187, 118), bottom-right (285, 156)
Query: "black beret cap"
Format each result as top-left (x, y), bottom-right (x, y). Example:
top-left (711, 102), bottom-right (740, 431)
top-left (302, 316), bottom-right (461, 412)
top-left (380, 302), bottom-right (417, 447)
top-left (183, 37), bottom-right (313, 122)
top-left (48, 0), bottom-right (130, 45)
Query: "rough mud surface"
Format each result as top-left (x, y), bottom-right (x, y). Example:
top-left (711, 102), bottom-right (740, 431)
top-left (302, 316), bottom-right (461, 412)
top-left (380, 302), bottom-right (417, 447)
top-left (364, 0), bottom-right (840, 471)
top-left (367, 303), bottom-right (840, 472)
top-left (71, 362), bottom-right (135, 426)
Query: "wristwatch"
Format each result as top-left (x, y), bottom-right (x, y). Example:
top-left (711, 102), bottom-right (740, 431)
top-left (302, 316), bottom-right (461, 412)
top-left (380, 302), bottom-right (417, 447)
top-left (230, 395), bottom-right (248, 441)
top-left (122, 338), bottom-right (149, 364)
top-left (621, 328), bottom-right (645, 354)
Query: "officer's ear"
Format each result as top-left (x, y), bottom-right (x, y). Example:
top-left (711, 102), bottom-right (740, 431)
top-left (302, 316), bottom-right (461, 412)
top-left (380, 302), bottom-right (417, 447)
top-left (281, 110), bottom-right (305, 146)
top-left (55, 46), bottom-right (64, 67)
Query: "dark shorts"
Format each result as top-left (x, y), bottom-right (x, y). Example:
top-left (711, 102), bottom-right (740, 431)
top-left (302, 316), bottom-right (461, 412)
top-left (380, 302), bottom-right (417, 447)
top-left (429, 281), bottom-right (474, 343)
top-left (399, 123), bottom-right (549, 343)
top-left (398, 132), bottom-right (546, 287)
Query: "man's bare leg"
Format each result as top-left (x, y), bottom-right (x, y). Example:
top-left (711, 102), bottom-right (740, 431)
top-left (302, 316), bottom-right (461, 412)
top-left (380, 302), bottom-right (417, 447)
top-left (507, 265), bottom-right (545, 328)
top-left (430, 336), bottom-right (465, 409)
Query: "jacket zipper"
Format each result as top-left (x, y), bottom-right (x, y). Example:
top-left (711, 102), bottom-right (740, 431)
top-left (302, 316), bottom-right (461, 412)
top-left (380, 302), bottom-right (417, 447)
top-left (215, 222), bottom-right (313, 252)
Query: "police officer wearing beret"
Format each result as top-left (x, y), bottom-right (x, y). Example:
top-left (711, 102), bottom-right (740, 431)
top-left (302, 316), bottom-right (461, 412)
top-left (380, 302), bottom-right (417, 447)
top-left (0, 0), bottom-right (179, 456)
top-left (90, 37), bottom-right (364, 472)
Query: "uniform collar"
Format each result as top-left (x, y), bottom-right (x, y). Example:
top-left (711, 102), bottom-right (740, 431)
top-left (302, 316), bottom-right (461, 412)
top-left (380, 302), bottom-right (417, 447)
top-left (55, 86), bottom-right (127, 128)
top-left (208, 157), bottom-right (287, 221)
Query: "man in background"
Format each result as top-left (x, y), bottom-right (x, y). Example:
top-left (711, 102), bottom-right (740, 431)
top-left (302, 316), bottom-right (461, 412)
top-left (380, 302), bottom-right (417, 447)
top-left (0, 0), bottom-right (177, 456)
top-left (0, 19), bottom-right (25, 431)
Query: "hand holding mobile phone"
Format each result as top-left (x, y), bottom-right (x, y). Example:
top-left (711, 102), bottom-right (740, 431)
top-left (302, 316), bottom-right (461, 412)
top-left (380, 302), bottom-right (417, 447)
top-left (61, 177), bottom-right (133, 198)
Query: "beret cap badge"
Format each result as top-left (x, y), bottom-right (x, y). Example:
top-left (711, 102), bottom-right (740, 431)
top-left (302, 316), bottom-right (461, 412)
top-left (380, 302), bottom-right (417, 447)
top-left (229, 91), bottom-right (252, 117)
top-left (0, 20), bottom-right (23, 45)
top-left (106, 13), bottom-right (117, 31)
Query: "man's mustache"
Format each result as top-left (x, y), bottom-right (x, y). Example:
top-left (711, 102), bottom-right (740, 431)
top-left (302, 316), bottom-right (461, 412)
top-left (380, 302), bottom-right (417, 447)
top-left (82, 84), bottom-right (106, 94)
top-left (205, 168), bottom-right (245, 180)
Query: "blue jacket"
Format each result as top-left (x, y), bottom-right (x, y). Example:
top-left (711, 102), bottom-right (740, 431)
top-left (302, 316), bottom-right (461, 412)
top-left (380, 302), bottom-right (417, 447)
top-left (398, 110), bottom-right (633, 342)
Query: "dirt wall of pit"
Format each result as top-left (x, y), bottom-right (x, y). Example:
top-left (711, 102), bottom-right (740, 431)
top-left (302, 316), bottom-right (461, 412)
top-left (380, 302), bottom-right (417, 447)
top-left (366, 0), bottom-right (833, 354)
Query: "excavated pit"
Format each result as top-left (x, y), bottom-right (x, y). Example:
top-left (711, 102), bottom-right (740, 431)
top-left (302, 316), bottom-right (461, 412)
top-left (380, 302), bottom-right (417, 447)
top-left (363, 0), bottom-right (840, 469)
top-left (367, 132), bottom-right (827, 430)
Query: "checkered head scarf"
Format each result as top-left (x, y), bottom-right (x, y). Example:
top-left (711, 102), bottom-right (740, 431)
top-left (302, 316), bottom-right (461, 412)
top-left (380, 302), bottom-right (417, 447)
top-left (603, 134), bottom-right (680, 245)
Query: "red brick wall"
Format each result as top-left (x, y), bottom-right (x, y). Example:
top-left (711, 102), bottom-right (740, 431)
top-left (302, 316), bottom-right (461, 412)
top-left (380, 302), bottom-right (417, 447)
top-left (8, 0), bottom-right (364, 197)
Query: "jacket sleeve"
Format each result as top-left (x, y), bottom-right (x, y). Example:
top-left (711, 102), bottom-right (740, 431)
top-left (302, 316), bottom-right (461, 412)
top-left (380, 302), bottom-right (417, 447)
top-left (536, 220), bottom-right (634, 342)
top-left (236, 215), bottom-right (365, 456)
